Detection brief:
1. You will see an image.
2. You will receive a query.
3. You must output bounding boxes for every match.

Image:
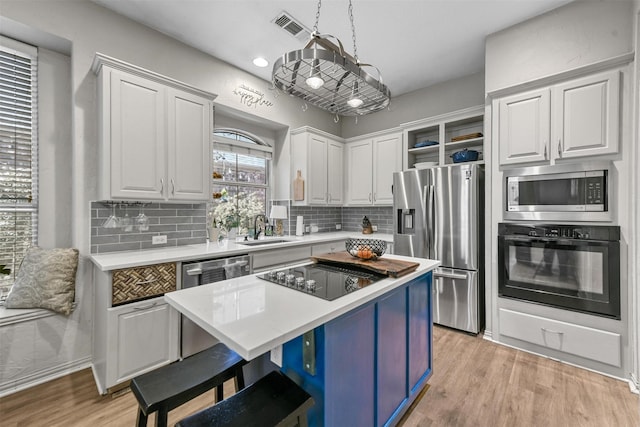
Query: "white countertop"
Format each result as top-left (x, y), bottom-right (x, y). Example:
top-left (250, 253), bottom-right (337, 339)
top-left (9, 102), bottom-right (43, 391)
top-left (90, 232), bottom-right (393, 271)
top-left (164, 254), bottom-right (439, 361)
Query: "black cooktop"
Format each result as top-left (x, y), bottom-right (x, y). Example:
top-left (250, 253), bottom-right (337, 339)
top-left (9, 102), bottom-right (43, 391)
top-left (257, 263), bottom-right (385, 301)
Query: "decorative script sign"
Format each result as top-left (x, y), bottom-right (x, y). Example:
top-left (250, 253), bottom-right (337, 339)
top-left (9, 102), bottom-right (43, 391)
top-left (233, 84), bottom-right (274, 109)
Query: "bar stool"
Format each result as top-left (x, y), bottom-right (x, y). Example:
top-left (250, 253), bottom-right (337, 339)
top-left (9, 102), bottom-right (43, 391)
top-left (130, 343), bottom-right (247, 427)
top-left (175, 370), bottom-right (314, 427)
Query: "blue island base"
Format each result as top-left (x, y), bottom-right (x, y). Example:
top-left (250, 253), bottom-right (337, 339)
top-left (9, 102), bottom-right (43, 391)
top-left (281, 272), bottom-right (433, 427)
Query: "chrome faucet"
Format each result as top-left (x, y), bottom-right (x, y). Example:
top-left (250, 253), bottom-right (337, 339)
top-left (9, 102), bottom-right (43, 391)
top-left (254, 214), bottom-right (268, 240)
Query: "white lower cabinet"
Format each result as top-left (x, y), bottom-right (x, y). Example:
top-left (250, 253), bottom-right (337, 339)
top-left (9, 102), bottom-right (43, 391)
top-left (92, 263), bottom-right (180, 394)
top-left (499, 308), bottom-right (620, 367)
top-left (107, 297), bottom-right (179, 385)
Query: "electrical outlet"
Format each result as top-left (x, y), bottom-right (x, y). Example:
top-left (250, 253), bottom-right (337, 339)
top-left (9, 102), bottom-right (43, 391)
top-left (152, 235), bottom-right (167, 245)
top-left (336, 224), bottom-right (342, 230)
top-left (372, 225), bottom-right (378, 232)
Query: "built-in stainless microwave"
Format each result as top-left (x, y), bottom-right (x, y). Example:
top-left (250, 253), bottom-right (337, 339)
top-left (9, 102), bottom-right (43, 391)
top-left (504, 162), bottom-right (613, 222)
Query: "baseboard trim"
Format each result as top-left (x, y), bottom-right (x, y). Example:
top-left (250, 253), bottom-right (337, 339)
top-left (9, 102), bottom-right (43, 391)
top-left (0, 356), bottom-right (92, 398)
top-left (629, 373), bottom-right (639, 394)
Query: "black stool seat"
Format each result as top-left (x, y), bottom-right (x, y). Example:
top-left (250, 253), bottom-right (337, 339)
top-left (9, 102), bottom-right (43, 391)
top-left (131, 343), bottom-right (247, 427)
top-left (175, 370), bottom-right (314, 427)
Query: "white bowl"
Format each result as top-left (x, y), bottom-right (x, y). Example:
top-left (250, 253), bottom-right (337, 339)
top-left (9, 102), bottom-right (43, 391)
top-left (414, 161), bottom-right (438, 169)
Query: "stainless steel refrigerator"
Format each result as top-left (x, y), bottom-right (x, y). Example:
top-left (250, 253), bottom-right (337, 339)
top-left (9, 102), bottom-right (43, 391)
top-left (393, 163), bottom-right (484, 333)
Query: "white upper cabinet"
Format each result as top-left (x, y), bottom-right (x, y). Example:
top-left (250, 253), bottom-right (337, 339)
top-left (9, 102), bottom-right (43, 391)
top-left (327, 140), bottom-right (344, 204)
top-left (498, 88), bottom-right (551, 165)
top-left (346, 140), bottom-right (373, 205)
top-left (498, 69), bottom-right (620, 166)
top-left (346, 132), bottom-right (402, 206)
top-left (553, 70), bottom-right (620, 159)
top-left (291, 128), bottom-right (344, 206)
top-left (93, 54), bottom-right (215, 201)
top-left (167, 89), bottom-right (212, 200)
top-left (109, 70), bottom-right (166, 199)
top-left (373, 134), bottom-right (402, 204)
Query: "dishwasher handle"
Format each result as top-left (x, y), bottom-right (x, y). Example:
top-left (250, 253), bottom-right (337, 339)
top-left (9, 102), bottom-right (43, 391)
top-left (226, 260), bottom-right (249, 268)
top-left (185, 267), bottom-right (203, 276)
top-left (185, 258), bottom-right (250, 277)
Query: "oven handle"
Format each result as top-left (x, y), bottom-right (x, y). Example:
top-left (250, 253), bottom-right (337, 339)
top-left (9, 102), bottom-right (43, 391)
top-left (502, 236), bottom-right (577, 245)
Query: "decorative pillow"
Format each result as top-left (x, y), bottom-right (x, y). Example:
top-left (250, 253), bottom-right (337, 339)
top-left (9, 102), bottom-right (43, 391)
top-left (4, 247), bottom-right (79, 315)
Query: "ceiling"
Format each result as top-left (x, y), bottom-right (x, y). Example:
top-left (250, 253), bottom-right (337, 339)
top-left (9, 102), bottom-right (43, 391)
top-left (91, 0), bottom-right (573, 97)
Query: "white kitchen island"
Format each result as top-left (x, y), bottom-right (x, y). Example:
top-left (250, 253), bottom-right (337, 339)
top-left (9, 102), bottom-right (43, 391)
top-left (165, 254), bottom-right (439, 427)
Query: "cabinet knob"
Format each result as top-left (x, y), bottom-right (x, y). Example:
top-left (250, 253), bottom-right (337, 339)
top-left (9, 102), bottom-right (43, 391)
top-left (160, 178), bottom-right (164, 193)
top-left (544, 145), bottom-right (547, 159)
top-left (171, 178), bottom-right (175, 195)
top-left (557, 139), bottom-right (562, 158)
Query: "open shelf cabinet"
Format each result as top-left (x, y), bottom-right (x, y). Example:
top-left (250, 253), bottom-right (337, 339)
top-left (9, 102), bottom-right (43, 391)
top-left (402, 106), bottom-right (484, 169)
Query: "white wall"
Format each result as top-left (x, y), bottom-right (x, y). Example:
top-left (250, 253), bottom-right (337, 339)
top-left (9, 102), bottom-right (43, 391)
top-left (38, 48), bottom-right (72, 249)
top-left (485, 0), bottom-right (636, 380)
top-left (341, 72), bottom-right (485, 139)
top-left (486, 0), bottom-right (633, 93)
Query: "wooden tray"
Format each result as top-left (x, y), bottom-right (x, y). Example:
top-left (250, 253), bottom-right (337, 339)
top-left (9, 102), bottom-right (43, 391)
top-left (451, 132), bottom-right (483, 142)
top-left (311, 251), bottom-right (419, 278)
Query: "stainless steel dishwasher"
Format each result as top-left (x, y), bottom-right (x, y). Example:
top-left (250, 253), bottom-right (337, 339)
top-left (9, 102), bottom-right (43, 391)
top-left (180, 254), bottom-right (251, 357)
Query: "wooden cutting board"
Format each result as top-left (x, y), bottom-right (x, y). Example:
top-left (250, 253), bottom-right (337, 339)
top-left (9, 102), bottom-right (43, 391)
top-left (311, 251), bottom-right (420, 278)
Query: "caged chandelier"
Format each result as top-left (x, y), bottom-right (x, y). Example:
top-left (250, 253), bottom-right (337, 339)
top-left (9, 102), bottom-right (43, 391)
top-left (271, 0), bottom-right (390, 117)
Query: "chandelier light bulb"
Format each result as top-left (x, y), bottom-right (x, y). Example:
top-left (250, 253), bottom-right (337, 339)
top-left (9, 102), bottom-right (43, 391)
top-left (306, 75), bottom-right (325, 89)
top-left (306, 59), bottom-right (324, 89)
top-left (347, 97), bottom-right (363, 108)
top-left (347, 81), bottom-right (364, 108)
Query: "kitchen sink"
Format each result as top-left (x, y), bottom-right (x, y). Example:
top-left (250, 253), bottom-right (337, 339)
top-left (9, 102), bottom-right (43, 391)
top-left (237, 239), bottom-right (291, 246)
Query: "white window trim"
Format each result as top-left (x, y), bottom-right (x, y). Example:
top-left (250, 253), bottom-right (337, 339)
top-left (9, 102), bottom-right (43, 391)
top-left (213, 128), bottom-right (273, 159)
top-left (0, 36), bottom-right (39, 299)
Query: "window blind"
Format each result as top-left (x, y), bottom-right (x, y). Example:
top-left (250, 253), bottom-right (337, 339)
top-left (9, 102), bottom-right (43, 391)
top-left (0, 36), bottom-right (38, 298)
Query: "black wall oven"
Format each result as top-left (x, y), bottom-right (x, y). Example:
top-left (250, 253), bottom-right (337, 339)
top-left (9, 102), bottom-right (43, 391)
top-left (498, 223), bottom-right (620, 319)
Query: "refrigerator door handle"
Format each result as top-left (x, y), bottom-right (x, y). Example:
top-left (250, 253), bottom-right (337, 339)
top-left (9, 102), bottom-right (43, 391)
top-left (422, 185), bottom-right (429, 243)
top-left (426, 185), bottom-right (435, 253)
top-left (434, 271), bottom-right (468, 281)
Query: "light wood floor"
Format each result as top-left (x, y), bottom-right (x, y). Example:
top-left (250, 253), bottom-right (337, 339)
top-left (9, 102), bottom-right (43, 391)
top-left (1, 326), bottom-right (638, 426)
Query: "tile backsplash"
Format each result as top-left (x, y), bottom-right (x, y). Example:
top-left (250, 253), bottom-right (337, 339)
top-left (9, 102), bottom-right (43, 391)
top-left (341, 206), bottom-right (393, 234)
top-left (91, 202), bottom-right (207, 254)
top-left (91, 201), bottom-right (394, 254)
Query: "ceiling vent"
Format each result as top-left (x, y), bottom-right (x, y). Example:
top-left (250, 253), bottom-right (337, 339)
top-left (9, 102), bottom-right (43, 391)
top-left (272, 11), bottom-right (311, 42)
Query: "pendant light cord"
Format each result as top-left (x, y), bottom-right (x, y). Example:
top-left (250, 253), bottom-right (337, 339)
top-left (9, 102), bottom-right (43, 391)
top-left (348, 0), bottom-right (358, 63)
top-left (313, 0), bottom-right (322, 34)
